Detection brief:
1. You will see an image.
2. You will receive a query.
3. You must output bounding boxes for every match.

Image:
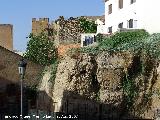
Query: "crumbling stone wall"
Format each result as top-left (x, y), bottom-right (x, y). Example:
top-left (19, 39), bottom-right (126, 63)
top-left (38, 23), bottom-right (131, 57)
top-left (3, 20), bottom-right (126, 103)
top-left (31, 16), bottom-right (100, 45)
top-left (52, 16), bottom-right (84, 45)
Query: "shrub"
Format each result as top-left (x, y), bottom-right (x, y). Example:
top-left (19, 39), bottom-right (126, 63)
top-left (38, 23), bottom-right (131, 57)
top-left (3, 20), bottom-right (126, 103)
top-left (24, 32), bottom-right (57, 66)
top-left (79, 17), bottom-right (97, 33)
top-left (96, 33), bottom-right (104, 43)
top-left (98, 29), bottom-right (149, 50)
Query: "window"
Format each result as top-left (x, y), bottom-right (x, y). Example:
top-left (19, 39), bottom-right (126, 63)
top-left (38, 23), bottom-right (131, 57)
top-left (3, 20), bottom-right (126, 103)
top-left (108, 4), bottom-right (112, 14)
top-left (105, 0), bottom-right (109, 2)
top-left (131, 0), bottom-right (136, 4)
top-left (108, 26), bottom-right (112, 33)
top-left (128, 19), bottom-right (133, 28)
top-left (118, 22), bottom-right (123, 28)
top-left (83, 36), bottom-right (95, 46)
top-left (134, 20), bottom-right (137, 28)
top-left (119, 0), bottom-right (123, 9)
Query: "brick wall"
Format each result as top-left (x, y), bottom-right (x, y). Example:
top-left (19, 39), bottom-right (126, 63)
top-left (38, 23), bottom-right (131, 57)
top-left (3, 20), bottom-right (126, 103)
top-left (0, 24), bottom-right (13, 51)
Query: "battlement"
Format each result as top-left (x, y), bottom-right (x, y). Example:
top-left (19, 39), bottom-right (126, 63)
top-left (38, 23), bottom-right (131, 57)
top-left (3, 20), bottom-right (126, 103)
top-left (32, 18), bottom-right (49, 22)
top-left (0, 24), bottom-right (13, 27)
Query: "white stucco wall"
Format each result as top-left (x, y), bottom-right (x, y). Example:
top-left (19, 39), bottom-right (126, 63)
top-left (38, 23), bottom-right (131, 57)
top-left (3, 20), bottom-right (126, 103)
top-left (97, 25), bottom-right (108, 34)
top-left (95, 19), bottom-right (104, 25)
top-left (104, 0), bottom-right (160, 34)
top-left (105, 0), bottom-right (137, 33)
top-left (136, 0), bottom-right (160, 33)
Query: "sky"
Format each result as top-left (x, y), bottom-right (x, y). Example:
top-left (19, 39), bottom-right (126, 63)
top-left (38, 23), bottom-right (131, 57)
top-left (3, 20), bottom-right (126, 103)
top-left (0, 0), bottom-right (104, 52)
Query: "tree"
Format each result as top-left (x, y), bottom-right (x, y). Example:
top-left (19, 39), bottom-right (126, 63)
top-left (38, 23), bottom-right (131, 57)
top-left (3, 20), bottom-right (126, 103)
top-left (79, 17), bottom-right (97, 33)
top-left (24, 32), bottom-right (57, 66)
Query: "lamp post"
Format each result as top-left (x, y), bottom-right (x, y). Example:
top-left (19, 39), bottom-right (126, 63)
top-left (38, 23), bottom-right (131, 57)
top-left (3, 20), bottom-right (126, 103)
top-left (18, 59), bottom-right (27, 119)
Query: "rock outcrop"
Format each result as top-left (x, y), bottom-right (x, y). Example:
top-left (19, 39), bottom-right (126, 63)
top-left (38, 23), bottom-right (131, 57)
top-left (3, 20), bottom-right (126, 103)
top-left (38, 51), bottom-right (160, 119)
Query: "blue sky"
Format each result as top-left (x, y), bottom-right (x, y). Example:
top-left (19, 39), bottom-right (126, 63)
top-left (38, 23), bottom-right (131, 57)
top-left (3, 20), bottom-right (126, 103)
top-left (0, 0), bottom-right (104, 52)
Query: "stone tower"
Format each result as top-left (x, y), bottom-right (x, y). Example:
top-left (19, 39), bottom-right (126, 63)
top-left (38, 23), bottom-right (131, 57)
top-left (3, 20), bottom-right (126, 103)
top-left (0, 24), bottom-right (13, 51)
top-left (32, 18), bottom-right (50, 35)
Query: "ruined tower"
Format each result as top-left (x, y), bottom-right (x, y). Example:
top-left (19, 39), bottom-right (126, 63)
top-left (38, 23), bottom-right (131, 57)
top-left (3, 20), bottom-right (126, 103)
top-left (0, 24), bottom-right (13, 51)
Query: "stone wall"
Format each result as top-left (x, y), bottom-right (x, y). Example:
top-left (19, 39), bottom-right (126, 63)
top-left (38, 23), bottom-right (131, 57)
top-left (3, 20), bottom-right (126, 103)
top-left (32, 18), bottom-right (50, 35)
top-left (0, 46), bottom-right (43, 89)
top-left (0, 46), bottom-right (44, 118)
top-left (0, 24), bottom-right (13, 51)
top-left (52, 16), bottom-right (84, 45)
top-left (31, 16), bottom-right (103, 45)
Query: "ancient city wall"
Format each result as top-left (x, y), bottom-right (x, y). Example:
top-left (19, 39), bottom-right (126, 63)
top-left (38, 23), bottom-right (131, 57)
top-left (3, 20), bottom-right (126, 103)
top-left (53, 16), bottom-right (84, 45)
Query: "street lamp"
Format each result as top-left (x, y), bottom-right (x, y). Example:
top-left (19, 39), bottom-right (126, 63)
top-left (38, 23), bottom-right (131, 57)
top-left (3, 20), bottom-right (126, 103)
top-left (18, 59), bottom-right (27, 119)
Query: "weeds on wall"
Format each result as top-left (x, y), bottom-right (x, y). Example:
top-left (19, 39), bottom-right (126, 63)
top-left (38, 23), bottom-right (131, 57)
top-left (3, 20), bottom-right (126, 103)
top-left (122, 73), bottom-right (138, 110)
top-left (48, 60), bottom-right (59, 83)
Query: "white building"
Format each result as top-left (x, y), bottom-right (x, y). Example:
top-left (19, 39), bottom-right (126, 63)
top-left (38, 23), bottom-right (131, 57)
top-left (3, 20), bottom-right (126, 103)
top-left (100, 0), bottom-right (160, 34)
top-left (95, 19), bottom-right (107, 34)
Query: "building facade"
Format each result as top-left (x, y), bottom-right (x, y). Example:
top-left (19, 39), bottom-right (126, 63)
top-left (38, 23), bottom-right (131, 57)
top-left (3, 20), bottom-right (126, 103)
top-left (0, 24), bottom-right (13, 51)
top-left (102, 0), bottom-right (160, 34)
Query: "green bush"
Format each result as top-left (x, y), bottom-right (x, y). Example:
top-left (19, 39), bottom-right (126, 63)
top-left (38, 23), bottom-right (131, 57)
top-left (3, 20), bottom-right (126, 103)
top-left (98, 29), bottom-right (149, 50)
top-left (24, 32), bottom-right (57, 66)
top-left (67, 30), bottom-right (160, 62)
top-left (79, 17), bottom-right (97, 33)
top-left (96, 33), bottom-right (104, 43)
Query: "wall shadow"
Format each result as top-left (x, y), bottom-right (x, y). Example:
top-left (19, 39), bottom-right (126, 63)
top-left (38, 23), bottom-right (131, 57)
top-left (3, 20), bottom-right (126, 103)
top-left (0, 76), bottom-right (29, 120)
top-left (56, 90), bottom-right (147, 120)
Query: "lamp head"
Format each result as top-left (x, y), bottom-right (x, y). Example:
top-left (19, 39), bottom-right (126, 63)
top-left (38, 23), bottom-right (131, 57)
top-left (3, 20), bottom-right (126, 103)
top-left (18, 59), bottom-right (27, 78)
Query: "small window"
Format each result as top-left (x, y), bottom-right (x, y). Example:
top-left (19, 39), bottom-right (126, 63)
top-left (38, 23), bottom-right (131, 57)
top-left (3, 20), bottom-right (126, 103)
top-left (108, 4), bottom-right (112, 14)
top-left (119, 0), bottom-right (123, 9)
top-left (108, 26), bottom-right (112, 33)
top-left (128, 19), bottom-right (133, 28)
top-left (131, 0), bottom-right (136, 4)
top-left (134, 20), bottom-right (137, 28)
top-left (118, 22), bottom-right (123, 28)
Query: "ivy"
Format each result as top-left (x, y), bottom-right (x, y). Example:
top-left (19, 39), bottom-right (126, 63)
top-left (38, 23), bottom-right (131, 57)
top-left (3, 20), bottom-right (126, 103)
top-left (122, 73), bottom-right (138, 110)
top-left (49, 60), bottom-right (59, 82)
